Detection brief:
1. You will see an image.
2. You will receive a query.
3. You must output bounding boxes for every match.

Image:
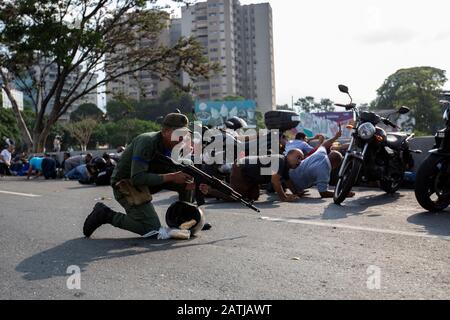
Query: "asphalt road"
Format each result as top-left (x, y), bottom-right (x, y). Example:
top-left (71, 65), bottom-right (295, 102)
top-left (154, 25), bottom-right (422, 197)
top-left (1, 177), bottom-right (450, 300)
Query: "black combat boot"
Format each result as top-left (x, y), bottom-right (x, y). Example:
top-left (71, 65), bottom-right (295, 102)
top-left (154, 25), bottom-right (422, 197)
top-left (83, 202), bottom-right (114, 238)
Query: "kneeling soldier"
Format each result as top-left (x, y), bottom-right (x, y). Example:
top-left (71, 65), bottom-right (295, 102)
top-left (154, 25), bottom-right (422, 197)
top-left (83, 113), bottom-right (206, 240)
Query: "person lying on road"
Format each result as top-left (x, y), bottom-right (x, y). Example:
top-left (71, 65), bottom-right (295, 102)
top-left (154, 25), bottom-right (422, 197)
top-left (210, 149), bottom-right (306, 203)
top-left (289, 127), bottom-right (356, 199)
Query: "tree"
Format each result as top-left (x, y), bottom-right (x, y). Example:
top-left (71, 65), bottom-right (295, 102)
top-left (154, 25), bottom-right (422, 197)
top-left (70, 103), bottom-right (104, 122)
top-left (104, 118), bottom-right (161, 147)
top-left (373, 67), bottom-right (447, 133)
top-left (107, 86), bottom-right (195, 122)
top-left (218, 95), bottom-right (246, 102)
top-left (106, 99), bottom-right (134, 122)
top-left (0, 0), bottom-right (220, 152)
top-left (276, 104), bottom-right (292, 111)
top-left (295, 96), bottom-right (335, 113)
top-left (64, 118), bottom-right (98, 151)
top-left (0, 107), bottom-right (36, 150)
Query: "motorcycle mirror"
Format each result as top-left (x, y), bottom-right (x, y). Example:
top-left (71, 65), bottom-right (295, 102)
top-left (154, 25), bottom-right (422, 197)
top-left (398, 106), bottom-right (410, 115)
top-left (338, 85), bottom-right (349, 94)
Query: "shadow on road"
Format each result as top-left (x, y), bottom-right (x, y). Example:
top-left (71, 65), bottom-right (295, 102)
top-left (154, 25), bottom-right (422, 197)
top-left (16, 235), bottom-right (246, 281)
top-left (322, 193), bottom-right (403, 220)
top-left (407, 211), bottom-right (450, 237)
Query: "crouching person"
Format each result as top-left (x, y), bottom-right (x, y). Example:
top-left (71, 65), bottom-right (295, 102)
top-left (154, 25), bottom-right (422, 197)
top-left (83, 113), bottom-right (205, 240)
top-left (225, 149), bottom-right (305, 202)
top-left (289, 145), bottom-right (355, 198)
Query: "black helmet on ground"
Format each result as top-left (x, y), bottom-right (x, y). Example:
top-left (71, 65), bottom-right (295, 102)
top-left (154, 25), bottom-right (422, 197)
top-left (165, 201), bottom-right (205, 235)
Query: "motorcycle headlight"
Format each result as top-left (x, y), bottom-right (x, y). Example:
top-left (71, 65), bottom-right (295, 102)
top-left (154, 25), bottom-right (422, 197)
top-left (358, 123), bottom-right (376, 140)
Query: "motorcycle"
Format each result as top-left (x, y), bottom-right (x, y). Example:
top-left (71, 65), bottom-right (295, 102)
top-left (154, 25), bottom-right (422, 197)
top-left (333, 84), bottom-right (419, 205)
top-left (414, 97), bottom-right (450, 212)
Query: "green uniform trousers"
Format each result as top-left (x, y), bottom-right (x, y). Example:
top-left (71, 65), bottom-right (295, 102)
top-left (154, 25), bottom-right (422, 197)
top-left (111, 183), bottom-right (194, 236)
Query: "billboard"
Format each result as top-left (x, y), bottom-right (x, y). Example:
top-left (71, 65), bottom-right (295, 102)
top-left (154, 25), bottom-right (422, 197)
top-left (195, 100), bottom-right (257, 128)
top-left (292, 112), bottom-right (354, 140)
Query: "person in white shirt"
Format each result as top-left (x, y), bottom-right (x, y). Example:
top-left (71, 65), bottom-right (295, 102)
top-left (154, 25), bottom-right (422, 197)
top-left (0, 144), bottom-right (15, 176)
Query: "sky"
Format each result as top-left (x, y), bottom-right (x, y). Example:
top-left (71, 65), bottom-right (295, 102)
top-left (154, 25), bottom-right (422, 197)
top-left (240, 0), bottom-right (450, 106)
top-left (165, 0), bottom-right (450, 106)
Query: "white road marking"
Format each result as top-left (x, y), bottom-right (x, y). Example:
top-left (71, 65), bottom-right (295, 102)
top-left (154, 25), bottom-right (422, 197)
top-left (259, 216), bottom-right (450, 241)
top-left (0, 190), bottom-right (41, 198)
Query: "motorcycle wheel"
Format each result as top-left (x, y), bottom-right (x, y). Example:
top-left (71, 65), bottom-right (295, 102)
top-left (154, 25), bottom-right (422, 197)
top-left (415, 154), bottom-right (450, 212)
top-left (334, 159), bottom-right (362, 205)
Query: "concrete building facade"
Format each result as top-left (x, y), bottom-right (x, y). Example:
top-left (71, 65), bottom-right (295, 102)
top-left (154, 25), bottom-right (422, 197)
top-left (105, 16), bottom-right (176, 103)
top-left (180, 0), bottom-right (276, 113)
top-left (28, 59), bottom-right (98, 121)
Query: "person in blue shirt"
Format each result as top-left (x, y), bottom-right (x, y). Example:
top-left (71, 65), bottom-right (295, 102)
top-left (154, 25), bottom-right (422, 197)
top-left (289, 127), bottom-right (355, 198)
top-left (27, 156), bottom-right (44, 179)
top-left (284, 132), bottom-right (325, 156)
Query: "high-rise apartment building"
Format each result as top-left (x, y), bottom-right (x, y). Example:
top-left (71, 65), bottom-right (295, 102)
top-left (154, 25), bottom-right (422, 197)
top-left (181, 0), bottom-right (276, 113)
top-left (105, 16), bottom-right (176, 103)
top-left (28, 59), bottom-right (98, 121)
top-left (238, 3), bottom-right (276, 113)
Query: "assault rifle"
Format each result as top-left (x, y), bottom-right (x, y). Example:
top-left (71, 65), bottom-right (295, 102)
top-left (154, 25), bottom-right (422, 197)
top-left (156, 154), bottom-right (261, 213)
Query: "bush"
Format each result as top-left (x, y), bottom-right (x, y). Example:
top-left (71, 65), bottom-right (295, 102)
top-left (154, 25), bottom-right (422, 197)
top-left (102, 119), bottom-right (161, 148)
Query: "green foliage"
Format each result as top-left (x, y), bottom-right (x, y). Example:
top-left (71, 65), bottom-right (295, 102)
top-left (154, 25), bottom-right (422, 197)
top-left (218, 95), bottom-right (246, 102)
top-left (0, 108), bottom-right (20, 143)
top-left (295, 96), bottom-right (335, 113)
top-left (102, 119), bottom-right (161, 148)
top-left (276, 104), bottom-right (292, 111)
top-left (64, 119), bottom-right (98, 151)
top-left (107, 87), bottom-right (194, 122)
top-left (70, 103), bottom-right (104, 122)
top-left (2, 103), bottom-right (165, 151)
top-left (373, 67), bottom-right (447, 134)
top-left (255, 111), bottom-right (266, 129)
top-left (0, 108), bottom-right (34, 149)
top-left (0, 0), bottom-right (219, 152)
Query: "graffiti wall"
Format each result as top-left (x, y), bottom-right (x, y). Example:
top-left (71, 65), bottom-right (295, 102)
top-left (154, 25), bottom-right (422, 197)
top-left (292, 112), bottom-right (354, 139)
top-left (195, 100), bottom-right (257, 128)
top-left (291, 110), bottom-right (416, 139)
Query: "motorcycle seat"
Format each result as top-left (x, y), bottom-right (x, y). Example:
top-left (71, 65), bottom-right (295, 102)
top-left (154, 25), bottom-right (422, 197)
top-left (386, 133), bottom-right (408, 149)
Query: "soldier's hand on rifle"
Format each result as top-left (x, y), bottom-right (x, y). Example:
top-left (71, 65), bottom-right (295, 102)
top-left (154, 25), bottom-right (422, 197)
top-left (167, 171), bottom-right (193, 184)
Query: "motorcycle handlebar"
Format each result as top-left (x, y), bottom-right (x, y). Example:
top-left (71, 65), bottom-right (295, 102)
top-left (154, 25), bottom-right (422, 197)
top-left (335, 103), bottom-right (356, 110)
top-left (382, 118), bottom-right (399, 129)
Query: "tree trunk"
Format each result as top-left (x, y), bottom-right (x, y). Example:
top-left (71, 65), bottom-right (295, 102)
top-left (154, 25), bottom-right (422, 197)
top-left (0, 73), bottom-right (34, 151)
top-left (33, 126), bottom-right (52, 153)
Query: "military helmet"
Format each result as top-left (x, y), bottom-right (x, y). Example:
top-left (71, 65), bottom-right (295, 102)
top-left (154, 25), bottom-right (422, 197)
top-left (165, 201), bottom-right (205, 235)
